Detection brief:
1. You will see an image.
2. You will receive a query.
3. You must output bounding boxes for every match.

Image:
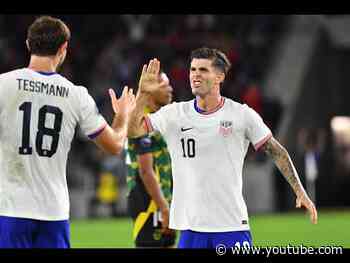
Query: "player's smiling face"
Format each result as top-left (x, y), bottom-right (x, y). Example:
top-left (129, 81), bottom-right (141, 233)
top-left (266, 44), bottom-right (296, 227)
top-left (190, 58), bottom-right (221, 97)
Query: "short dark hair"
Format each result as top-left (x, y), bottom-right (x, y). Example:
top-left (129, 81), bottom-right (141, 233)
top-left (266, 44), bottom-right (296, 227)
top-left (190, 47), bottom-right (231, 75)
top-left (27, 16), bottom-right (71, 56)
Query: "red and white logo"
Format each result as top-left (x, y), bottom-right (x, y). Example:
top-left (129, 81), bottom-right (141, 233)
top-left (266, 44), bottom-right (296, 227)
top-left (219, 120), bottom-right (233, 137)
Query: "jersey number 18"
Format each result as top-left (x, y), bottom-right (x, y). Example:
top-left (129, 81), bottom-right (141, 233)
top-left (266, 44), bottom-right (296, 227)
top-left (19, 102), bottom-right (63, 158)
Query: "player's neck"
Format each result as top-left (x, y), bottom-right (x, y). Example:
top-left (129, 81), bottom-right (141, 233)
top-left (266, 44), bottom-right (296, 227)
top-left (147, 101), bottom-right (160, 113)
top-left (28, 55), bottom-right (58, 73)
top-left (196, 94), bottom-right (223, 112)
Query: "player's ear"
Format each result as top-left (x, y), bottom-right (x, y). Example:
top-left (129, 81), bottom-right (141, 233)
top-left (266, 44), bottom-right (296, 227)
top-left (57, 41), bottom-right (68, 56)
top-left (216, 72), bottom-right (225, 84)
top-left (60, 41), bottom-right (68, 52)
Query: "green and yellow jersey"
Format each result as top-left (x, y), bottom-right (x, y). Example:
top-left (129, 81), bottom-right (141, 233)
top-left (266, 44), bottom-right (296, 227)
top-left (126, 109), bottom-right (174, 244)
top-left (126, 131), bottom-right (173, 204)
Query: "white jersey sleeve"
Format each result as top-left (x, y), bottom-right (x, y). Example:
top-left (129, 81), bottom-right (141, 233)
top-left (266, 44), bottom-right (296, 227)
top-left (76, 86), bottom-right (107, 139)
top-left (147, 103), bottom-right (175, 136)
top-left (243, 104), bottom-right (272, 150)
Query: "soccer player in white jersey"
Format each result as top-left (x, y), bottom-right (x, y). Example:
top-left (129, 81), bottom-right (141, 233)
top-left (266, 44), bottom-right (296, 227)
top-left (0, 16), bottom-right (135, 248)
top-left (128, 47), bottom-right (318, 248)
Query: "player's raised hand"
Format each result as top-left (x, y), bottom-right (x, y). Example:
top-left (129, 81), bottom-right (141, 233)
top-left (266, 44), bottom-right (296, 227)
top-left (109, 86), bottom-right (136, 120)
top-left (138, 58), bottom-right (162, 93)
top-left (296, 193), bottom-right (318, 224)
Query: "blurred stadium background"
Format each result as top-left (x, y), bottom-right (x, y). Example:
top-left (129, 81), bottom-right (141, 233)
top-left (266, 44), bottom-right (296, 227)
top-left (1, 14), bottom-right (350, 248)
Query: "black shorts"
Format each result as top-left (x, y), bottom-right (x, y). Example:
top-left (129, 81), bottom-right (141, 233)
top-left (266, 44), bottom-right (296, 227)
top-left (128, 183), bottom-right (176, 247)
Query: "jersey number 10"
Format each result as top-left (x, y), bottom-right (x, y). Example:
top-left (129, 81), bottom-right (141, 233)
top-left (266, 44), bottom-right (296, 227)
top-left (181, 138), bottom-right (196, 158)
top-left (19, 102), bottom-right (63, 158)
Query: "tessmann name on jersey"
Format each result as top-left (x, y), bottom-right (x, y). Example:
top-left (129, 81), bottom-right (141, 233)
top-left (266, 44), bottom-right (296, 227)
top-left (17, 78), bottom-right (69, 98)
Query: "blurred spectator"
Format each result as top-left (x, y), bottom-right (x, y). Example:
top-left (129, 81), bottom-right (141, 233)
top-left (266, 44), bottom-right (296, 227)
top-left (296, 128), bottom-right (325, 204)
top-left (169, 58), bottom-right (191, 101)
top-left (121, 15), bottom-right (152, 43)
top-left (240, 81), bottom-right (263, 115)
top-left (89, 149), bottom-right (128, 217)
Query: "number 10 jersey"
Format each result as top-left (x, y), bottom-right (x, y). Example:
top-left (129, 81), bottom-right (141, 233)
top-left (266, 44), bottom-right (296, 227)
top-left (146, 98), bottom-right (272, 232)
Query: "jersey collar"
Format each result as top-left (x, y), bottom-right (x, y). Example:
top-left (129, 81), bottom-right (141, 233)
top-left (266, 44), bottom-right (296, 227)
top-left (36, 71), bottom-right (58, 76)
top-left (26, 68), bottom-right (58, 76)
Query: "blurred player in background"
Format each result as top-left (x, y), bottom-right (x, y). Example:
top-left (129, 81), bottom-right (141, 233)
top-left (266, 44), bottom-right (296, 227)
top-left (128, 47), bottom-right (318, 248)
top-left (126, 72), bottom-right (176, 247)
top-left (0, 16), bottom-right (135, 248)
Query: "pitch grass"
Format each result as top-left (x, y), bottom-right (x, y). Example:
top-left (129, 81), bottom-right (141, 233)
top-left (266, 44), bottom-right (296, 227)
top-left (70, 210), bottom-right (350, 248)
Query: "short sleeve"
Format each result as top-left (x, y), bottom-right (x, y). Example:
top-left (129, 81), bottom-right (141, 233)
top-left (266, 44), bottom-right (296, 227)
top-left (129, 134), bottom-right (153, 155)
top-left (147, 103), bottom-right (174, 136)
top-left (77, 86), bottom-right (107, 139)
top-left (244, 104), bottom-right (272, 151)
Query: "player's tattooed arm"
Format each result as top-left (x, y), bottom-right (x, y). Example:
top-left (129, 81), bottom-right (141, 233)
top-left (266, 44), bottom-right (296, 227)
top-left (261, 136), bottom-right (318, 224)
top-left (261, 137), bottom-right (303, 195)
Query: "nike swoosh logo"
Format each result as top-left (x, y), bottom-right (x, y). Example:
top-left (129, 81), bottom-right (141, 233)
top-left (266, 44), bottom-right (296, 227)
top-left (181, 127), bottom-right (193, 132)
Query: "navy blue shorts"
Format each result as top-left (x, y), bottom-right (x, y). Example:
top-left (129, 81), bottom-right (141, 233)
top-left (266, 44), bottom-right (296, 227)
top-left (178, 230), bottom-right (252, 248)
top-left (0, 216), bottom-right (70, 248)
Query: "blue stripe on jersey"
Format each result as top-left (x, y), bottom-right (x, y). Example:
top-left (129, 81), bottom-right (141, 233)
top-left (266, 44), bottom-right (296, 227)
top-left (36, 71), bottom-right (58, 76)
top-left (194, 99), bottom-right (206, 113)
top-left (88, 124), bottom-right (107, 139)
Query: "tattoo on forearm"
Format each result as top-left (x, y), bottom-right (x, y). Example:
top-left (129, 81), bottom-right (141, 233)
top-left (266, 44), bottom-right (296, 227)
top-left (262, 137), bottom-right (304, 195)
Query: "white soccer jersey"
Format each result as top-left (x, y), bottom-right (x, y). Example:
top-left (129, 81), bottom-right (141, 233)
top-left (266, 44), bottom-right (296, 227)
top-left (146, 97), bottom-right (272, 232)
top-left (0, 68), bottom-right (107, 221)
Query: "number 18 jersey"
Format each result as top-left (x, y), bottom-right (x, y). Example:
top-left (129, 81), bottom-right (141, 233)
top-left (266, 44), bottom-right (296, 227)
top-left (146, 98), bottom-right (272, 232)
top-left (0, 68), bottom-right (106, 220)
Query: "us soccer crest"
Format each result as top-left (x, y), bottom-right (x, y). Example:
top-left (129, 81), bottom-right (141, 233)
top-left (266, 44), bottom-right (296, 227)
top-left (219, 120), bottom-right (233, 137)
